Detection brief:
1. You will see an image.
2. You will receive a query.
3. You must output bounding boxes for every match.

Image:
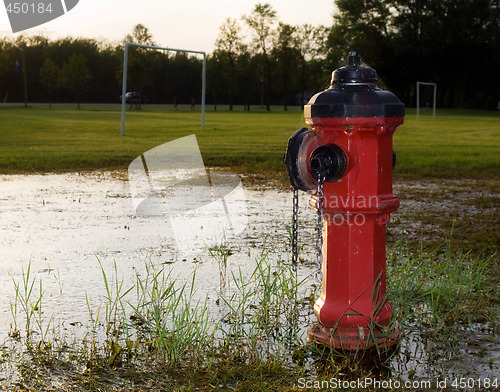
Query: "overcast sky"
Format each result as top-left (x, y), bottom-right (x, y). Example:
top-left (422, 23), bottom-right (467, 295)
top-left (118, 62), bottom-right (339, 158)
top-left (1, 0), bottom-right (336, 53)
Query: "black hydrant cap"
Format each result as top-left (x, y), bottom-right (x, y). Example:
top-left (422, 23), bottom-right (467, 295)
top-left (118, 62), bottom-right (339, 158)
top-left (331, 51), bottom-right (378, 85)
top-left (304, 51), bottom-right (405, 118)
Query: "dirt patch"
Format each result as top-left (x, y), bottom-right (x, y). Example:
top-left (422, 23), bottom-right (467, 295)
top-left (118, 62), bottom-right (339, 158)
top-left (392, 178), bottom-right (499, 258)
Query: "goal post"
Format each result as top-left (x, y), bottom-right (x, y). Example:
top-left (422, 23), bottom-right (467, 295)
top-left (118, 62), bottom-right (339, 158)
top-left (121, 42), bottom-right (206, 136)
top-left (416, 81), bottom-right (437, 120)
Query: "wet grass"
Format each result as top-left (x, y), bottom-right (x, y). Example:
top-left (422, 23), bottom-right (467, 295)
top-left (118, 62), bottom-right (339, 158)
top-left (388, 237), bottom-right (497, 331)
top-left (2, 236), bottom-right (498, 391)
top-left (0, 105), bottom-right (498, 179)
top-left (5, 250), bottom-right (309, 390)
top-left (0, 105), bottom-right (305, 176)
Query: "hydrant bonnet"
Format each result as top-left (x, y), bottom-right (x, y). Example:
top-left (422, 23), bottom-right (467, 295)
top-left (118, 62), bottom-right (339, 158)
top-left (305, 52), bottom-right (405, 119)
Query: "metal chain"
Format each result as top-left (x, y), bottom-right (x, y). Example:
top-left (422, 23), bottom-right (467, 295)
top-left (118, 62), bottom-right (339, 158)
top-left (291, 188), bottom-right (299, 271)
top-left (291, 174), bottom-right (324, 280)
top-left (315, 173), bottom-right (325, 283)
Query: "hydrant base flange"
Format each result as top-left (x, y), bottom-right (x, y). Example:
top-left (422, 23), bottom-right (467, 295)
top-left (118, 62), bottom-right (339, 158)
top-left (307, 323), bottom-right (400, 352)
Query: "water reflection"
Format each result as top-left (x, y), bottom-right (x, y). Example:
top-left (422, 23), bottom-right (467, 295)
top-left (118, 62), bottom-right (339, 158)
top-left (0, 171), bottom-right (315, 342)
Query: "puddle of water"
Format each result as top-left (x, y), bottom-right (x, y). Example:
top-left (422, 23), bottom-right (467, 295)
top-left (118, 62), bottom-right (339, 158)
top-left (0, 172), bottom-right (497, 383)
top-left (0, 171), bottom-right (316, 339)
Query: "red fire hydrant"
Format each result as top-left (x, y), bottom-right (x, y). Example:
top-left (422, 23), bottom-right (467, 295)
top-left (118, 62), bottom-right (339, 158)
top-left (285, 52), bottom-right (404, 351)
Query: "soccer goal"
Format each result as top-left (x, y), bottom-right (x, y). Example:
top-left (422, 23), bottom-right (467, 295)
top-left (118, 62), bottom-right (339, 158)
top-left (120, 42), bottom-right (206, 136)
top-left (416, 81), bottom-right (437, 120)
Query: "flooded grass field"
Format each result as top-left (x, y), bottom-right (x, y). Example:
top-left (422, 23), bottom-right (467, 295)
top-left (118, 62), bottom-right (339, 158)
top-left (0, 105), bottom-right (498, 390)
top-left (0, 171), bottom-right (498, 391)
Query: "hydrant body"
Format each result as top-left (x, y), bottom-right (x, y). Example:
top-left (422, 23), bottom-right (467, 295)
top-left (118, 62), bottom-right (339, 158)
top-left (286, 52), bottom-right (404, 351)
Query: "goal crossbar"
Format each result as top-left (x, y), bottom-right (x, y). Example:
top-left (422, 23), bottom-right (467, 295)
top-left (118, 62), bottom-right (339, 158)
top-left (121, 42), bottom-right (206, 136)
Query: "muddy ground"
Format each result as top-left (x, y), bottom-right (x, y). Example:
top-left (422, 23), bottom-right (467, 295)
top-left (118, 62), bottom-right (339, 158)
top-left (392, 178), bottom-right (499, 259)
top-left (250, 173), bottom-right (499, 260)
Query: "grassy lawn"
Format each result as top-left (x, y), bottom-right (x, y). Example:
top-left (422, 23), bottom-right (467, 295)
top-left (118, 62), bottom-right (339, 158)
top-left (0, 105), bottom-right (498, 179)
top-left (393, 108), bottom-right (500, 178)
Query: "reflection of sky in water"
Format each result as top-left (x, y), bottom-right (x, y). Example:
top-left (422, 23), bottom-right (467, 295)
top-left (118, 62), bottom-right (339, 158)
top-left (0, 171), bottom-right (313, 342)
top-left (128, 135), bottom-right (249, 255)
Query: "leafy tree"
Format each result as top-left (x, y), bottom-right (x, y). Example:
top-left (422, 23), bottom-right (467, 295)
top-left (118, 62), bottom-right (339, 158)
top-left (215, 18), bottom-right (247, 110)
top-left (216, 18), bottom-right (247, 55)
top-left (206, 52), bottom-right (223, 109)
top-left (236, 51), bottom-right (256, 110)
top-left (272, 23), bottom-right (299, 110)
top-left (125, 24), bottom-right (156, 46)
top-left (0, 42), bottom-right (10, 101)
top-left (244, 2), bottom-right (277, 110)
top-left (391, 0), bottom-right (500, 108)
top-left (327, 0), bottom-right (392, 68)
top-left (294, 24), bottom-right (325, 105)
top-left (0, 6), bottom-right (496, 109)
top-left (60, 53), bottom-right (92, 109)
top-left (39, 58), bottom-right (60, 108)
top-left (122, 24), bottom-right (161, 100)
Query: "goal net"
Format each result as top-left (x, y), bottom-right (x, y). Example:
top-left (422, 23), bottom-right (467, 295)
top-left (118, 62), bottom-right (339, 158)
top-left (120, 42), bottom-right (206, 135)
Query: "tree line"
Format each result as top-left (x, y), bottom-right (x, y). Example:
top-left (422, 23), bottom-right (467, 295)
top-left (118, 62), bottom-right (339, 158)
top-left (0, 1), bottom-right (498, 110)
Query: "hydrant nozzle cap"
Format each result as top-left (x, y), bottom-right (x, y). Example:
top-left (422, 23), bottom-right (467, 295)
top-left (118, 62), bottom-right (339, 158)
top-left (331, 51), bottom-right (378, 85)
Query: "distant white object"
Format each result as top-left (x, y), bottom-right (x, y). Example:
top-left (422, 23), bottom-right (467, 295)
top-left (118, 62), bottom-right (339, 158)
top-left (416, 82), bottom-right (437, 120)
top-left (121, 42), bottom-right (206, 136)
